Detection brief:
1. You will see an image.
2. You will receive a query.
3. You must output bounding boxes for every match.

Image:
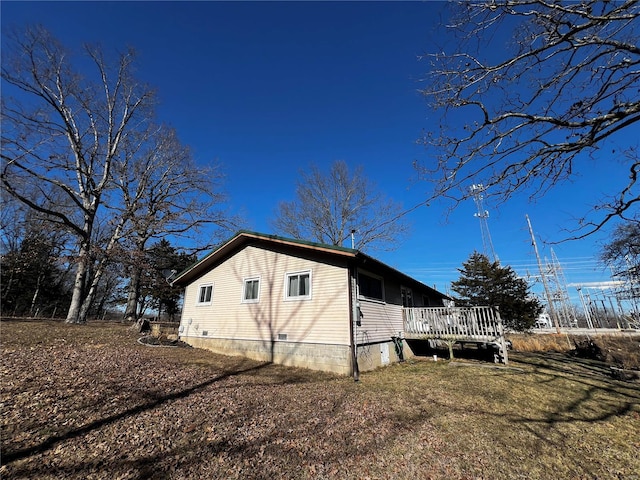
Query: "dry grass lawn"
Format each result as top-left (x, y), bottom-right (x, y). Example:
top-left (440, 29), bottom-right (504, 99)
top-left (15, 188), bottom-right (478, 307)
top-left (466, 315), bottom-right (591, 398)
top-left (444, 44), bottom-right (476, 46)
top-left (1, 320), bottom-right (639, 479)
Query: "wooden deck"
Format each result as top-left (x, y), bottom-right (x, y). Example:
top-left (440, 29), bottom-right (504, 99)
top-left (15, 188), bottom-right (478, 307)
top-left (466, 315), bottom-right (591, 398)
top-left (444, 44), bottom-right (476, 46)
top-left (403, 306), bottom-right (509, 363)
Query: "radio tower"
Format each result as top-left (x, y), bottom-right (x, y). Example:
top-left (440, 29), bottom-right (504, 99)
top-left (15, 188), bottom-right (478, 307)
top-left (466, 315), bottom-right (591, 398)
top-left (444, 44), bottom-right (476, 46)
top-left (470, 184), bottom-right (498, 263)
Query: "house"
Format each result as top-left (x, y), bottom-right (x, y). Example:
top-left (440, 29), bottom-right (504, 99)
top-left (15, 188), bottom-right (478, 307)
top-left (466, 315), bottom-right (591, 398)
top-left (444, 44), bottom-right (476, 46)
top-left (172, 231), bottom-right (449, 376)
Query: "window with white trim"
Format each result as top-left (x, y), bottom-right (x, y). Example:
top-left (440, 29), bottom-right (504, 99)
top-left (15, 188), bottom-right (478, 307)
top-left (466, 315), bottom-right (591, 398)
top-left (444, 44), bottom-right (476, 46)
top-left (196, 283), bottom-right (213, 305)
top-left (242, 277), bottom-right (261, 303)
top-left (358, 271), bottom-right (384, 301)
top-left (285, 271), bottom-right (311, 300)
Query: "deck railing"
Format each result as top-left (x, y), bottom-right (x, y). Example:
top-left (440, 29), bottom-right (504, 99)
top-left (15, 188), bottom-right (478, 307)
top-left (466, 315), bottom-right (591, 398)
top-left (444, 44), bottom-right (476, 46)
top-left (403, 306), bottom-right (503, 341)
top-left (403, 306), bottom-right (508, 363)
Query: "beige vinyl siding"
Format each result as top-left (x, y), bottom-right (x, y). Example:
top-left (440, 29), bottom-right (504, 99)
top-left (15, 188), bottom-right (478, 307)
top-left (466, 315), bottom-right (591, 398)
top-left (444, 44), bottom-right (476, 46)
top-left (357, 280), bottom-right (404, 344)
top-left (180, 245), bottom-right (351, 346)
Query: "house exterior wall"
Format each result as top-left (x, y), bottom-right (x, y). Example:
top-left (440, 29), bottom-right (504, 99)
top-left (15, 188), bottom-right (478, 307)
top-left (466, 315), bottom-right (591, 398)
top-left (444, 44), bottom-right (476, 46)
top-left (179, 245), bottom-right (353, 374)
top-left (357, 282), bottom-right (404, 344)
top-left (354, 277), bottom-right (408, 370)
top-left (354, 274), bottom-right (442, 371)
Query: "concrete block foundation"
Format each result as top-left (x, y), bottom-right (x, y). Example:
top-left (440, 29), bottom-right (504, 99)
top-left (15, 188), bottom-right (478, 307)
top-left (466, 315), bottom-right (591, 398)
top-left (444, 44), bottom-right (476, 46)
top-left (181, 336), bottom-right (352, 375)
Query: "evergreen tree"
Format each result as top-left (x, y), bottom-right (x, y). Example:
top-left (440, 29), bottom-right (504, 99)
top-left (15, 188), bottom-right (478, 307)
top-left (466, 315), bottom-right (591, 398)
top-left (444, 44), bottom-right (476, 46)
top-left (451, 252), bottom-right (542, 331)
top-left (141, 240), bottom-right (195, 321)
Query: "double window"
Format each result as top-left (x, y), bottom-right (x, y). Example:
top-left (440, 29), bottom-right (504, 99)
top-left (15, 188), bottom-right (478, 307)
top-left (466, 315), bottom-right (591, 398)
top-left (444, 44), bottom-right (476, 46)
top-left (285, 271), bottom-right (311, 300)
top-left (196, 283), bottom-right (213, 305)
top-left (401, 287), bottom-right (414, 307)
top-left (242, 277), bottom-right (261, 303)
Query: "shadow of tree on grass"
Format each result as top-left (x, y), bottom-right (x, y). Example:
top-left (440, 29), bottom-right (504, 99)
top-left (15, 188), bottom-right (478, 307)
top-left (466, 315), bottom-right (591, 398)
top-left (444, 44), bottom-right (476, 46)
top-left (2, 360), bottom-right (271, 465)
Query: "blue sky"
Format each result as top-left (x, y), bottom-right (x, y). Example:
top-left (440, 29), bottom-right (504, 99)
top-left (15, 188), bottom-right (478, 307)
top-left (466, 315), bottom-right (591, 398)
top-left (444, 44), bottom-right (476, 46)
top-left (2, 1), bottom-right (633, 304)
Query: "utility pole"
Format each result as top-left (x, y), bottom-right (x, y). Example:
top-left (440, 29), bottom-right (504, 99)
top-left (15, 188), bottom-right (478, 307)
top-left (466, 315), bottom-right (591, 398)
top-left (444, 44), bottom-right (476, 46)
top-left (526, 215), bottom-right (561, 334)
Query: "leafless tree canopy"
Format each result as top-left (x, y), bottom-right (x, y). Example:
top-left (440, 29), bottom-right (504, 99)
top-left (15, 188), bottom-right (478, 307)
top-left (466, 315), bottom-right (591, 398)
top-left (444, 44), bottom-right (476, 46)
top-left (417, 0), bottom-right (639, 236)
top-left (1, 26), bottom-right (235, 322)
top-left (1, 26), bottom-right (154, 230)
top-left (115, 125), bottom-right (236, 319)
top-left (1, 26), bottom-right (155, 322)
top-left (600, 222), bottom-right (640, 273)
top-left (271, 160), bottom-right (409, 251)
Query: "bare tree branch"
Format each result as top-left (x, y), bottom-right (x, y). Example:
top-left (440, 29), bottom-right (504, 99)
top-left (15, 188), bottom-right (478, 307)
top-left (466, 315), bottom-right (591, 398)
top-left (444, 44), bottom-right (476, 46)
top-left (416, 0), bottom-right (639, 235)
top-left (271, 160), bottom-right (410, 251)
top-left (111, 124), bottom-right (238, 319)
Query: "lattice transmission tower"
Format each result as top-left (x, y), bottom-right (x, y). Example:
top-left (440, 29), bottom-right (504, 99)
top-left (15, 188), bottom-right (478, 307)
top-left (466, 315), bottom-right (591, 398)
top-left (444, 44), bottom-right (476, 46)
top-left (545, 249), bottom-right (577, 328)
top-left (469, 184), bottom-right (498, 263)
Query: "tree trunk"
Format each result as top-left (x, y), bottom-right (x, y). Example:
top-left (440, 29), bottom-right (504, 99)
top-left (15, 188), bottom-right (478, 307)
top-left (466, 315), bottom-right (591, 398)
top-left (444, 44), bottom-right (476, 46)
top-left (124, 266), bottom-right (142, 320)
top-left (2, 270), bottom-right (14, 303)
top-left (29, 273), bottom-right (43, 316)
top-left (77, 217), bottom-right (126, 323)
top-left (77, 266), bottom-right (100, 323)
top-left (66, 251), bottom-right (88, 323)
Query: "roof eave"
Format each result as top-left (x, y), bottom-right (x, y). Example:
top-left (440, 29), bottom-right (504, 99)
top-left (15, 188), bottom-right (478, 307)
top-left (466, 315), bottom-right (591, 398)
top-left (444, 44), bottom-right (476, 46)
top-left (171, 230), bottom-right (357, 287)
top-left (172, 230), bottom-right (450, 300)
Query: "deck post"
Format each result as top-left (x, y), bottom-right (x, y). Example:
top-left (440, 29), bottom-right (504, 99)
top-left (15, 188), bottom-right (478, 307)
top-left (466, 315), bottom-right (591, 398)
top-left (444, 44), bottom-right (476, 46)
top-left (494, 307), bottom-right (508, 365)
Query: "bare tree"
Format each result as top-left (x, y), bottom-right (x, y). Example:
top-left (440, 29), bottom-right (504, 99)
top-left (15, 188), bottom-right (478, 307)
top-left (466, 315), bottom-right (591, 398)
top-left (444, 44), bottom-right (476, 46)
top-left (601, 222), bottom-right (640, 273)
top-left (1, 26), bottom-right (154, 322)
top-left (115, 125), bottom-right (235, 320)
top-left (416, 0), bottom-right (639, 236)
top-left (0, 196), bottom-right (74, 317)
top-left (0, 189), bottom-right (31, 254)
top-left (271, 160), bottom-right (409, 251)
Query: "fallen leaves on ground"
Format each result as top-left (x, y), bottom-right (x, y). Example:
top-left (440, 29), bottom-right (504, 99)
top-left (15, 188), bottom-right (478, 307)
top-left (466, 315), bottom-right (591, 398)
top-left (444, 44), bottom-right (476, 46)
top-left (1, 320), bottom-right (639, 479)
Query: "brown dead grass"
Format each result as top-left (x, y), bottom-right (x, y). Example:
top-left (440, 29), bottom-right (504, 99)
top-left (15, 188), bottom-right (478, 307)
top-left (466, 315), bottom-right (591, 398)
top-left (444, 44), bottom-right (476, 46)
top-left (509, 332), bottom-right (576, 352)
top-left (2, 320), bottom-right (639, 479)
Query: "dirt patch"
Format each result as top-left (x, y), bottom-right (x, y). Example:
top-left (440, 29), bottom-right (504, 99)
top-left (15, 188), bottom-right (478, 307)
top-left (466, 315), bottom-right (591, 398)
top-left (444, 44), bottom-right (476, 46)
top-left (590, 335), bottom-right (640, 370)
top-left (137, 334), bottom-right (192, 348)
top-left (509, 333), bottom-right (640, 371)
